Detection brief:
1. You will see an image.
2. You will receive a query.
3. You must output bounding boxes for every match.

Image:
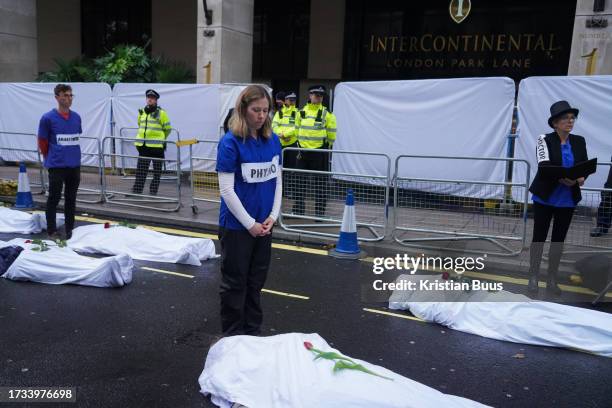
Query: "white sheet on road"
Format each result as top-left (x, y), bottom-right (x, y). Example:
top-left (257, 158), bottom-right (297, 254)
top-left (67, 224), bottom-right (217, 265)
top-left (0, 238), bottom-right (133, 287)
top-left (0, 207), bottom-right (64, 234)
top-left (388, 274), bottom-right (612, 357)
top-left (199, 332), bottom-right (489, 408)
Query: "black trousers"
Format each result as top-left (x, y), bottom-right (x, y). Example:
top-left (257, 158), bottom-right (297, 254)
top-left (219, 227), bottom-right (272, 336)
top-left (293, 148), bottom-right (330, 216)
top-left (281, 142), bottom-right (299, 198)
top-left (529, 202), bottom-right (575, 277)
top-left (46, 167), bottom-right (80, 236)
top-left (596, 190), bottom-right (612, 229)
top-left (133, 146), bottom-right (164, 194)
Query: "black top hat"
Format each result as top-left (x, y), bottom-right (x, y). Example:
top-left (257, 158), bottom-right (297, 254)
top-left (146, 89), bottom-right (160, 99)
top-left (548, 100), bottom-right (579, 128)
top-left (308, 85), bottom-right (326, 94)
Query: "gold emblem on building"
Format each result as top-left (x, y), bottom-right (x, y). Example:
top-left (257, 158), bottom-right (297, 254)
top-left (449, 0), bottom-right (471, 24)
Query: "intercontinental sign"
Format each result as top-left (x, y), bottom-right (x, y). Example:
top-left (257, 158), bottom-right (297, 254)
top-left (343, 0), bottom-right (576, 80)
top-left (368, 33), bottom-right (561, 70)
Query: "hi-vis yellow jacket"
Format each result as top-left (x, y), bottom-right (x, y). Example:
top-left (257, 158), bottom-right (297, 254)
top-left (135, 107), bottom-right (171, 148)
top-left (272, 105), bottom-right (299, 147)
top-left (296, 103), bottom-right (337, 149)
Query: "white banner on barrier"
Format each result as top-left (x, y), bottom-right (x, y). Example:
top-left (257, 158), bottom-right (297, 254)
top-left (0, 83), bottom-right (111, 166)
top-left (515, 75), bottom-right (612, 206)
top-left (112, 83), bottom-right (220, 170)
top-left (332, 77), bottom-right (515, 198)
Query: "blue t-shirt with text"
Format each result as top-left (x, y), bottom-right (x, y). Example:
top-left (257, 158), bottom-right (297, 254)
top-left (216, 132), bottom-right (282, 230)
top-left (38, 109), bottom-right (82, 168)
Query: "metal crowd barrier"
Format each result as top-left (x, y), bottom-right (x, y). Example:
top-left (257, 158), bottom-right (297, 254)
top-left (118, 127), bottom-right (182, 181)
top-left (279, 147), bottom-right (390, 242)
top-left (101, 136), bottom-right (181, 212)
top-left (393, 155), bottom-right (530, 256)
top-left (75, 135), bottom-right (104, 203)
top-left (557, 162), bottom-right (612, 256)
top-left (189, 139), bottom-right (220, 214)
top-left (0, 131), bottom-right (46, 197)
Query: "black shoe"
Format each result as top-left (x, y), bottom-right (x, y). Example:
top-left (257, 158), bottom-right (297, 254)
top-left (149, 191), bottom-right (158, 196)
top-left (590, 226), bottom-right (609, 237)
top-left (527, 276), bottom-right (539, 293)
top-left (546, 278), bottom-right (562, 296)
top-left (47, 231), bottom-right (64, 240)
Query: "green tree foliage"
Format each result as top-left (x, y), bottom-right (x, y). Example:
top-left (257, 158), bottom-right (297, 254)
top-left (37, 44), bottom-right (194, 85)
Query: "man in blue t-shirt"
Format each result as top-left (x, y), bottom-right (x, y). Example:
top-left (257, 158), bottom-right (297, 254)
top-left (37, 84), bottom-right (82, 239)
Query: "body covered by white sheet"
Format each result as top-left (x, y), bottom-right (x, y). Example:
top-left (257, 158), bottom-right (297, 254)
top-left (0, 83), bottom-right (112, 167)
top-left (199, 332), bottom-right (489, 408)
top-left (332, 77), bottom-right (515, 198)
top-left (67, 224), bottom-right (217, 265)
top-left (111, 83), bottom-right (220, 171)
top-left (0, 207), bottom-right (64, 234)
top-left (389, 274), bottom-right (612, 357)
top-left (515, 75), bottom-right (612, 205)
top-left (0, 238), bottom-right (132, 287)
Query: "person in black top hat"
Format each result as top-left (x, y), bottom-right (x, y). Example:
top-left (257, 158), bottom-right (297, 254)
top-left (527, 100), bottom-right (589, 296)
top-left (591, 156), bottom-right (612, 237)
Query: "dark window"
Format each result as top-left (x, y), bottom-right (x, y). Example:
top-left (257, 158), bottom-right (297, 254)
top-left (253, 0), bottom-right (310, 82)
top-left (81, 0), bottom-right (152, 58)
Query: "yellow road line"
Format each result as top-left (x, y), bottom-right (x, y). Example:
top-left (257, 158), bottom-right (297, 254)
top-left (140, 267), bottom-right (194, 279)
top-left (140, 266), bottom-right (308, 299)
top-left (262, 288), bottom-right (310, 300)
top-left (270, 243), bottom-right (328, 255)
top-left (363, 308), bottom-right (426, 322)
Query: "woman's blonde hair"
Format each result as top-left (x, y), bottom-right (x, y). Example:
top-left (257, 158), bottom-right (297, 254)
top-left (229, 85), bottom-right (273, 139)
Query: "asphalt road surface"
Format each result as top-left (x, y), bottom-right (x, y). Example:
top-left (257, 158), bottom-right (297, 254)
top-left (1, 219), bottom-right (611, 408)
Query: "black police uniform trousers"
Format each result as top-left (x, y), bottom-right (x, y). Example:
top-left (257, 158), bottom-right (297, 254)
top-left (219, 227), bottom-right (272, 336)
top-left (133, 145), bottom-right (164, 195)
top-left (46, 167), bottom-right (80, 238)
top-left (293, 146), bottom-right (330, 217)
top-left (281, 141), bottom-right (299, 198)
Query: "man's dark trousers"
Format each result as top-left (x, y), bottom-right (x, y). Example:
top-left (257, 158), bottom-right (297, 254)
top-left (46, 167), bottom-right (80, 237)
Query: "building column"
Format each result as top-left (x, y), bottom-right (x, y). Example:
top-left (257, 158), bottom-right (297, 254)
top-left (568, 0), bottom-right (612, 75)
top-left (0, 0), bottom-right (37, 81)
top-left (302, 0), bottom-right (345, 99)
top-left (197, 0), bottom-right (254, 84)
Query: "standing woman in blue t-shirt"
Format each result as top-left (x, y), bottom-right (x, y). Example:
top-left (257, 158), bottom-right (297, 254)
top-left (527, 101), bottom-right (588, 296)
top-left (216, 85), bottom-right (282, 336)
top-left (37, 84), bottom-right (82, 240)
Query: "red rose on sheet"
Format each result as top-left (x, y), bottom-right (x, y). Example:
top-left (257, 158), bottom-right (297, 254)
top-left (104, 222), bottom-right (111, 229)
top-left (304, 341), bottom-right (313, 350)
top-left (25, 240), bottom-right (32, 243)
